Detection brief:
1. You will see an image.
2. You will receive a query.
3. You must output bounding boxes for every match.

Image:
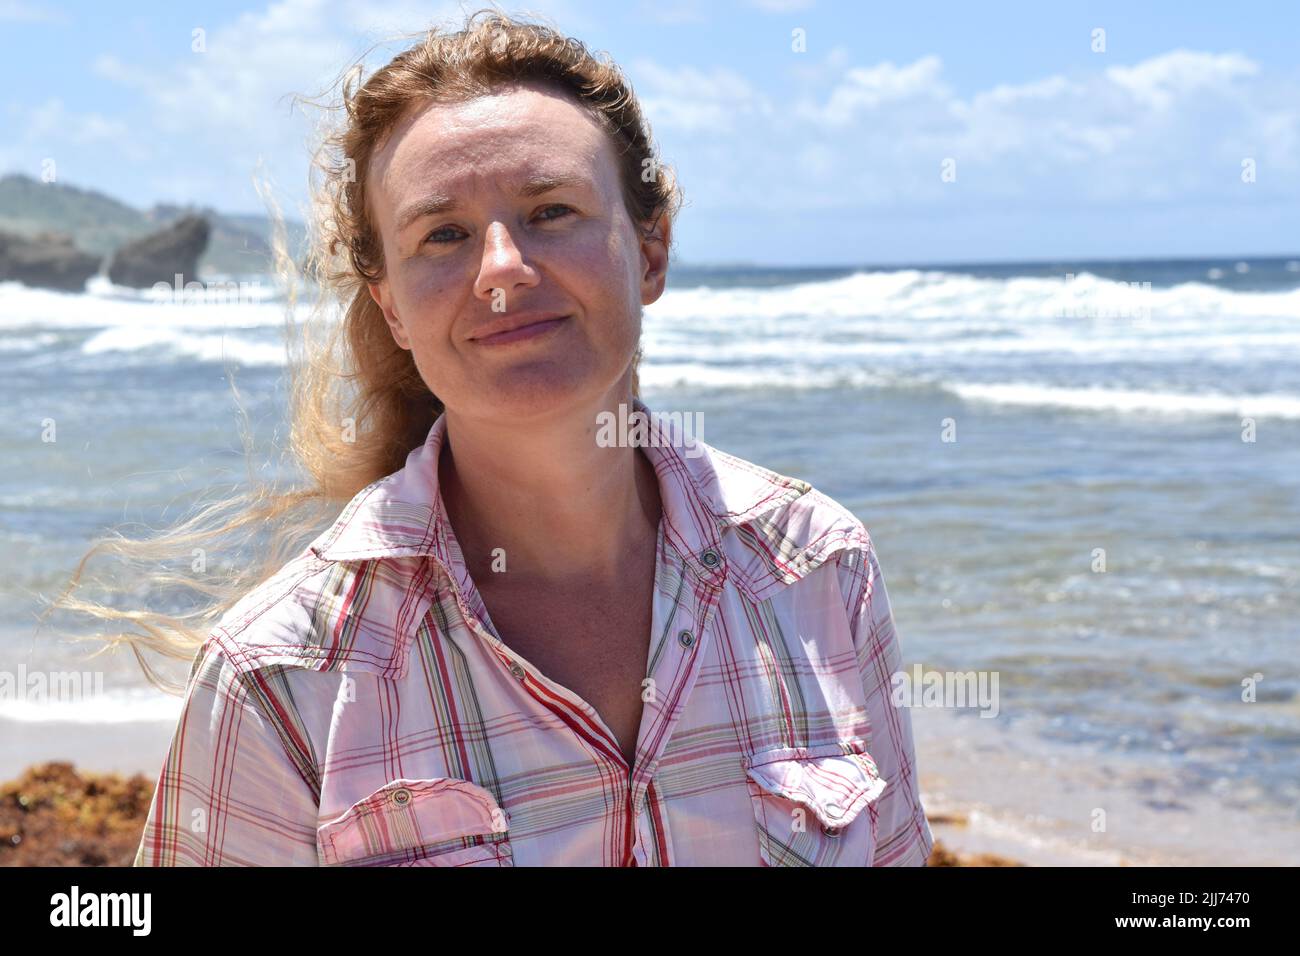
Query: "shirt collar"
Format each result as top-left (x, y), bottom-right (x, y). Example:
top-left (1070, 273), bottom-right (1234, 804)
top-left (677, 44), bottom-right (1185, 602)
top-left (309, 397), bottom-right (813, 590)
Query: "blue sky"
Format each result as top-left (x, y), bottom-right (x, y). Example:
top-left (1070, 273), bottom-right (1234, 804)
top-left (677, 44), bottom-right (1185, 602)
top-left (2, 0), bottom-right (1297, 266)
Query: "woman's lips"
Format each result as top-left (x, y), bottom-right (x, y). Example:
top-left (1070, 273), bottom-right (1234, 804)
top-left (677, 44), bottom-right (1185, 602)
top-left (474, 315), bottom-right (569, 345)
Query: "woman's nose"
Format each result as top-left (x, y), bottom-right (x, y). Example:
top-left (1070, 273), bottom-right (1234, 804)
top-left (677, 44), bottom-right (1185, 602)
top-left (474, 221), bottom-right (538, 304)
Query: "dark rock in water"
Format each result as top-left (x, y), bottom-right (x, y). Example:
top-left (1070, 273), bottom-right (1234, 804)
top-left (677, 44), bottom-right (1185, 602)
top-left (107, 214), bottom-right (210, 288)
top-left (0, 229), bottom-right (101, 292)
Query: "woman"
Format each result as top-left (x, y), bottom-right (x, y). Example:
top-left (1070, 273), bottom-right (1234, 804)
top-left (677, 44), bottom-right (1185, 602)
top-left (72, 10), bottom-right (932, 866)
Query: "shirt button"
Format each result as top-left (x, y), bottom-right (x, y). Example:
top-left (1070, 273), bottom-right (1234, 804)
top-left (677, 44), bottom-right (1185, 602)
top-left (821, 803), bottom-right (846, 835)
top-left (390, 787), bottom-right (412, 808)
top-left (700, 549), bottom-right (720, 568)
top-left (678, 629), bottom-right (695, 649)
top-left (508, 661), bottom-right (526, 680)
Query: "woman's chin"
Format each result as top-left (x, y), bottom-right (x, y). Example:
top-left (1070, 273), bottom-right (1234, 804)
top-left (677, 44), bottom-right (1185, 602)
top-left (476, 366), bottom-right (605, 421)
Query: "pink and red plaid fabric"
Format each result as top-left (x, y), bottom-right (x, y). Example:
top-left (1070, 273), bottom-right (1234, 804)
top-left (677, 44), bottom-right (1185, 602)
top-left (135, 398), bottom-right (933, 866)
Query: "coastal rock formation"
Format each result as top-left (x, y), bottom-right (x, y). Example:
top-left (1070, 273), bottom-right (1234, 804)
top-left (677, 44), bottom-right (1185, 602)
top-left (107, 214), bottom-right (210, 288)
top-left (0, 229), bottom-right (100, 292)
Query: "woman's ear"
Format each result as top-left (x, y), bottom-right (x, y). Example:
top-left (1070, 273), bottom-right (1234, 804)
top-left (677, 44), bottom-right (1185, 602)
top-left (368, 280), bottom-right (411, 350)
top-left (639, 212), bottom-right (671, 307)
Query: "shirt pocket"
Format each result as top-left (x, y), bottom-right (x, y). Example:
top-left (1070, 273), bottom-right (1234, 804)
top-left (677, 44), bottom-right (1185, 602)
top-left (317, 777), bottom-right (513, 867)
top-left (742, 740), bottom-right (886, 867)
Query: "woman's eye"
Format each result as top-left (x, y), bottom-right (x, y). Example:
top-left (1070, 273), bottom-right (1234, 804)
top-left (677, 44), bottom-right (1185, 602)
top-left (535, 203), bottom-right (574, 222)
top-left (423, 226), bottom-right (464, 245)
top-left (422, 206), bottom-right (573, 245)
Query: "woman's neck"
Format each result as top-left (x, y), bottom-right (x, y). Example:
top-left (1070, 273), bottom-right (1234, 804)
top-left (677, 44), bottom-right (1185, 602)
top-left (438, 392), bottom-right (662, 590)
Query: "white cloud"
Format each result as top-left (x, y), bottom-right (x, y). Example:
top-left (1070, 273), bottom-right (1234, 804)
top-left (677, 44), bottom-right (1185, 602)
top-left (81, 0), bottom-right (459, 213)
top-left (632, 60), bottom-right (773, 132)
top-left (5, 97), bottom-right (146, 163)
top-left (0, 93), bottom-right (150, 185)
top-left (1106, 50), bottom-right (1258, 110)
top-left (78, 0), bottom-right (600, 214)
top-left (810, 55), bottom-right (948, 124)
top-left (635, 47), bottom-right (1298, 210)
top-left (787, 44), bottom-right (850, 87)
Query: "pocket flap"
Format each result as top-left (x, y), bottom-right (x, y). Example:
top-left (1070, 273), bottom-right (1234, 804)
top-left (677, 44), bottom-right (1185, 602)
top-left (743, 740), bottom-right (886, 830)
top-left (317, 777), bottom-right (508, 865)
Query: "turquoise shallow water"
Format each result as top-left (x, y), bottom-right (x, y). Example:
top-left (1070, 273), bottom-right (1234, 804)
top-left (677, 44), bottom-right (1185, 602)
top-left (2, 257), bottom-right (1298, 861)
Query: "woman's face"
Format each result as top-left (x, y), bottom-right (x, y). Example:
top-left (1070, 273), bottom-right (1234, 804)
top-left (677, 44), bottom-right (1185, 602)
top-left (365, 82), bottom-right (669, 426)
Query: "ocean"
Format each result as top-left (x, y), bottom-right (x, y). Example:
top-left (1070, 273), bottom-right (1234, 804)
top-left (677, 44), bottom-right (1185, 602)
top-left (2, 256), bottom-right (1298, 865)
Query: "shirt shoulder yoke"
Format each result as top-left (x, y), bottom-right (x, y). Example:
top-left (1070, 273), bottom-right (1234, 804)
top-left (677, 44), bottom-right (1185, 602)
top-left (203, 547), bottom-right (428, 680)
top-left (696, 442), bottom-right (874, 604)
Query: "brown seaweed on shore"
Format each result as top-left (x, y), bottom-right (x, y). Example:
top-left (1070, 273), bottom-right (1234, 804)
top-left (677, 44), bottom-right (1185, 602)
top-left (0, 761), bottom-right (1024, 866)
top-left (926, 840), bottom-right (1024, 867)
top-left (0, 762), bottom-right (155, 867)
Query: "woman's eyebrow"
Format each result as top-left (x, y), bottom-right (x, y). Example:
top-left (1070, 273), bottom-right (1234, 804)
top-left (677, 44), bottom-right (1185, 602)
top-left (395, 174), bottom-right (592, 232)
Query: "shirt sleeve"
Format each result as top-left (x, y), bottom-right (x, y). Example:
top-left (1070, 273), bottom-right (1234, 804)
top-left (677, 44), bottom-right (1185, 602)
top-left (133, 637), bottom-right (322, 866)
top-left (838, 540), bottom-right (934, 867)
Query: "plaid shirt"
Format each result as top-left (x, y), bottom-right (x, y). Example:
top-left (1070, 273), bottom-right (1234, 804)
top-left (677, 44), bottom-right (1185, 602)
top-left (134, 398), bottom-right (933, 867)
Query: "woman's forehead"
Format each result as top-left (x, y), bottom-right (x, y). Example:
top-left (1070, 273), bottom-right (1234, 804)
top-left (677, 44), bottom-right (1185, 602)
top-left (372, 89), bottom-right (616, 215)
top-left (383, 85), bottom-right (605, 170)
